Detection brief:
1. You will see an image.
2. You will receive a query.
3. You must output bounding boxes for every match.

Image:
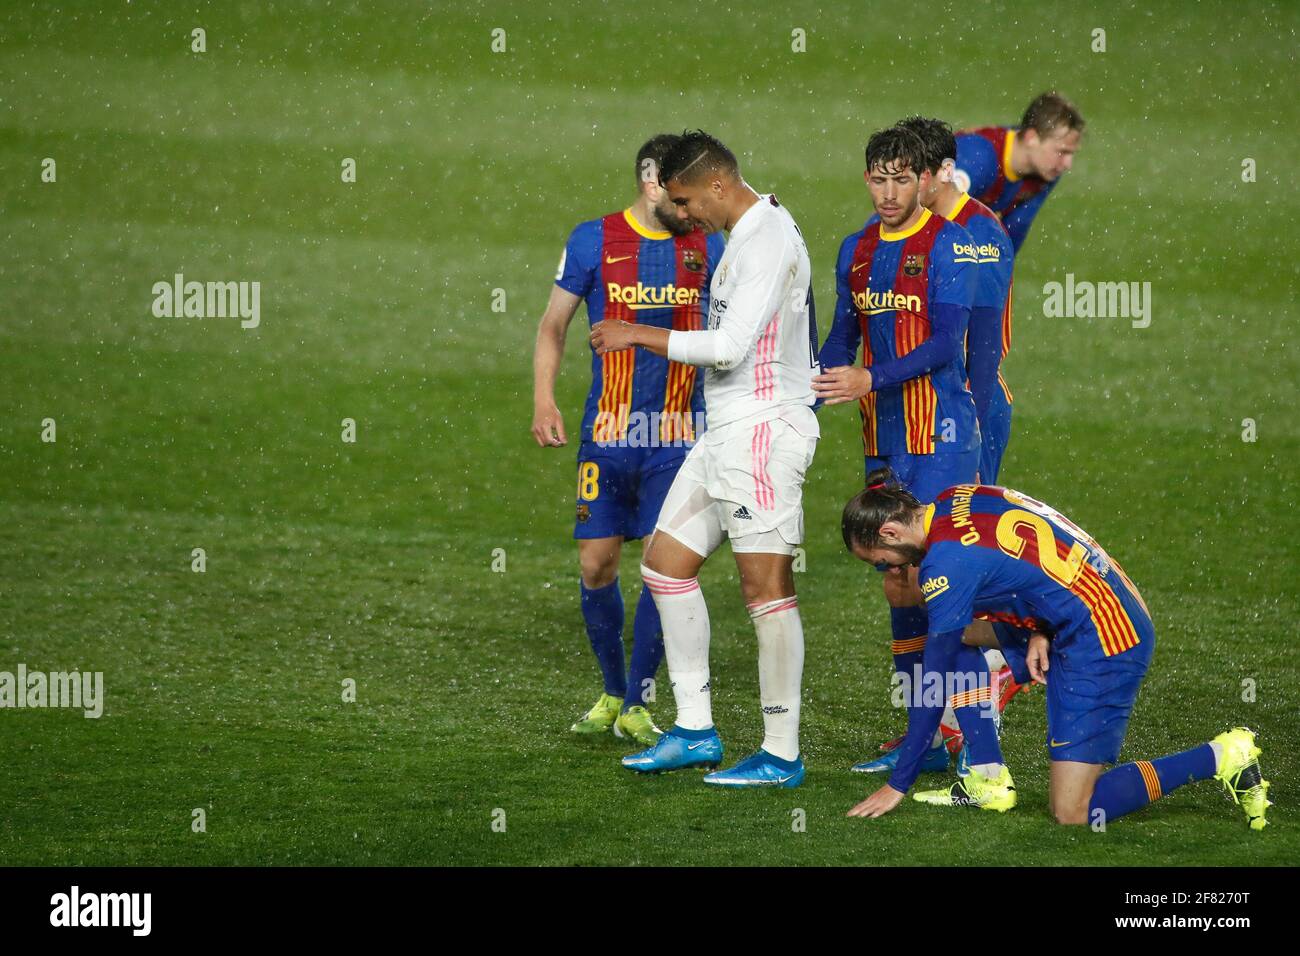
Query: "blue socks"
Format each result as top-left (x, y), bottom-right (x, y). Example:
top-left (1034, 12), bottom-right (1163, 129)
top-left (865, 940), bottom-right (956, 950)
top-left (580, 578), bottom-right (627, 699)
top-left (950, 643), bottom-right (1003, 765)
top-left (624, 585), bottom-right (665, 712)
top-left (890, 605), bottom-right (929, 680)
top-left (890, 605), bottom-right (930, 740)
top-left (581, 579), bottom-right (666, 707)
top-left (1088, 744), bottom-right (1217, 823)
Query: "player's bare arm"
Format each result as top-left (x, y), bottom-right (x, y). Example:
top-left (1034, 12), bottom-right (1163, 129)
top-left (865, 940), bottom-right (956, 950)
top-left (589, 319), bottom-right (670, 358)
top-left (531, 285), bottom-right (583, 447)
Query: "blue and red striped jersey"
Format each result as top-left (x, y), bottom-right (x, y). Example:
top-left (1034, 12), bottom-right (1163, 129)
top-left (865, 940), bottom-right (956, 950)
top-left (556, 209), bottom-right (725, 446)
top-left (820, 208), bottom-right (979, 457)
top-left (946, 192), bottom-right (1015, 408)
top-left (954, 126), bottom-right (1056, 252)
top-left (920, 484), bottom-right (1153, 665)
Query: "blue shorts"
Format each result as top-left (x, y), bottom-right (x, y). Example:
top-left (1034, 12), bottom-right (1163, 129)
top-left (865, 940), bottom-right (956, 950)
top-left (977, 383), bottom-right (1012, 484)
top-left (1045, 638), bottom-right (1154, 765)
top-left (865, 446), bottom-right (981, 504)
top-left (574, 442), bottom-right (686, 541)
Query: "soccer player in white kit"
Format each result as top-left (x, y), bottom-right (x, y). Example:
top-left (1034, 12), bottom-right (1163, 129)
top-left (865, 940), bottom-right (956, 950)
top-left (589, 130), bottom-right (819, 788)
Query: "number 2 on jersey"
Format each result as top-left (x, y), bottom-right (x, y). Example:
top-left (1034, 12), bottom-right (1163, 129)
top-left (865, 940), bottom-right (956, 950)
top-left (995, 509), bottom-right (1086, 588)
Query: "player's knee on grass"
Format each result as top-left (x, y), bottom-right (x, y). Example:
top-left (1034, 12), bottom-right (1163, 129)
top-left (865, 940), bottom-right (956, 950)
top-left (578, 538), bottom-right (621, 589)
top-left (1051, 796), bottom-right (1091, 826)
top-left (1050, 762), bottom-right (1102, 825)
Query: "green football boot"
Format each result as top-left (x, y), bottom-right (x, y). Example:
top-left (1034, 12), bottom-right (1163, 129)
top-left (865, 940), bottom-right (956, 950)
top-left (614, 705), bottom-right (663, 747)
top-left (571, 692), bottom-right (623, 736)
top-left (913, 764), bottom-right (1018, 812)
top-left (1213, 727), bottom-right (1271, 831)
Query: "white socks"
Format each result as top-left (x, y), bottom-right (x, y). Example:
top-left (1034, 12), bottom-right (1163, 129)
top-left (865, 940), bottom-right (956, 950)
top-left (642, 565), bottom-right (805, 760)
top-left (641, 566), bottom-right (713, 731)
top-left (750, 596), bottom-right (804, 762)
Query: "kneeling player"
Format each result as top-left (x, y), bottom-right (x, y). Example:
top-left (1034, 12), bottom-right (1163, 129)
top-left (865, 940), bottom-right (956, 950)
top-left (840, 472), bottom-right (1271, 829)
top-left (814, 123), bottom-right (991, 772)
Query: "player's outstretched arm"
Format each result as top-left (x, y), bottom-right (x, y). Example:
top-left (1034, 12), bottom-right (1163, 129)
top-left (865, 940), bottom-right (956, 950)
top-left (666, 234), bottom-right (797, 369)
top-left (817, 233), bottom-right (864, 370)
top-left (848, 626), bottom-right (967, 820)
top-left (531, 285), bottom-right (582, 447)
top-left (864, 301), bottom-right (968, 390)
top-left (589, 320), bottom-right (670, 358)
top-left (813, 236), bottom-right (869, 406)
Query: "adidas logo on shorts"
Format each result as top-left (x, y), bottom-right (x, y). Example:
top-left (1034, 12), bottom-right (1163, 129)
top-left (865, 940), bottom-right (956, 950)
top-left (732, 506), bottom-right (753, 520)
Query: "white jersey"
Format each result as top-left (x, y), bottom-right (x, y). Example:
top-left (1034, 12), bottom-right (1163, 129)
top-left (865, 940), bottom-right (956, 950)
top-left (666, 193), bottom-right (818, 434)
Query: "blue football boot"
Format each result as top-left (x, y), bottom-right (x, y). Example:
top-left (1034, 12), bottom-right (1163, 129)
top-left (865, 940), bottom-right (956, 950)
top-left (622, 727), bottom-right (723, 773)
top-left (851, 741), bottom-right (949, 774)
top-left (703, 750), bottom-right (805, 788)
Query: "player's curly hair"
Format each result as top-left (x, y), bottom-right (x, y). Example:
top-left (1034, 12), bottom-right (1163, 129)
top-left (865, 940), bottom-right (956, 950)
top-left (841, 466), bottom-right (923, 552)
top-left (897, 116), bottom-right (957, 174)
top-left (864, 124), bottom-right (927, 177)
top-left (658, 130), bottom-right (739, 186)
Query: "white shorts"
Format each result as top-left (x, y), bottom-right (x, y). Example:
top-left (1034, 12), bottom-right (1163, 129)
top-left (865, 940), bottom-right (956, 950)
top-left (653, 407), bottom-right (819, 557)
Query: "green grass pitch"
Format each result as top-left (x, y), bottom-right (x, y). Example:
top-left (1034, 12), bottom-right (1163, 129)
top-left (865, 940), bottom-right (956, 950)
top-left (1, 1), bottom-right (1296, 865)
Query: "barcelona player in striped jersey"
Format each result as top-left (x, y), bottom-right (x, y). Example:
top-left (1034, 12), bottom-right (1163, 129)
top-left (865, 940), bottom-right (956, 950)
top-left (954, 92), bottom-right (1084, 253)
top-left (901, 116), bottom-right (1015, 487)
top-left (532, 134), bottom-right (725, 746)
top-left (815, 124), bottom-right (984, 775)
top-left (885, 116), bottom-right (1033, 749)
top-left (841, 473), bottom-right (1271, 831)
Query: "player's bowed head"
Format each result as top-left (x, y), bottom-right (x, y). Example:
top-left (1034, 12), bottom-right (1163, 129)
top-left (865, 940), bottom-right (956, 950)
top-left (592, 130), bottom-right (761, 358)
top-left (656, 129), bottom-right (759, 236)
top-left (1011, 91), bottom-right (1085, 183)
top-left (841, 467), bottom-right (931, 571)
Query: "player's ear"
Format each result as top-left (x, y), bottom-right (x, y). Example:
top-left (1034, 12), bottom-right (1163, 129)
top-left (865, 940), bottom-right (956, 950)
top-left (938, 159), bottom-right (955, 185)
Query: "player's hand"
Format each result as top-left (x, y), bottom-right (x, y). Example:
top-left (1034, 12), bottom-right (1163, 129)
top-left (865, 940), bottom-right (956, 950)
top-left (812, 366), bottom-right (872, 405)
top-left (590, 320), bottom-right (638, 355)
top-left (847, 784), bottom-right (905, 819)
top-left (531, 402), bottom-right (567, 447)
top-left (1027, 632), bottom-right (1050, 685)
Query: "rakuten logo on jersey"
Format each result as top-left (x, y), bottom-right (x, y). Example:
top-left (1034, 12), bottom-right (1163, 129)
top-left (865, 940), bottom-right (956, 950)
top-left (605, 282), bottom-right (700, 310)
top-left (853, 288), bottom-right (922, 316)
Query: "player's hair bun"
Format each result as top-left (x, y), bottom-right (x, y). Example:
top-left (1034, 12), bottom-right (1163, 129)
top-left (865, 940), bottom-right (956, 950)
top-left (842, 468), bottom-right (923, 552)
top-left (865, 466), bottom-right (896, 491)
